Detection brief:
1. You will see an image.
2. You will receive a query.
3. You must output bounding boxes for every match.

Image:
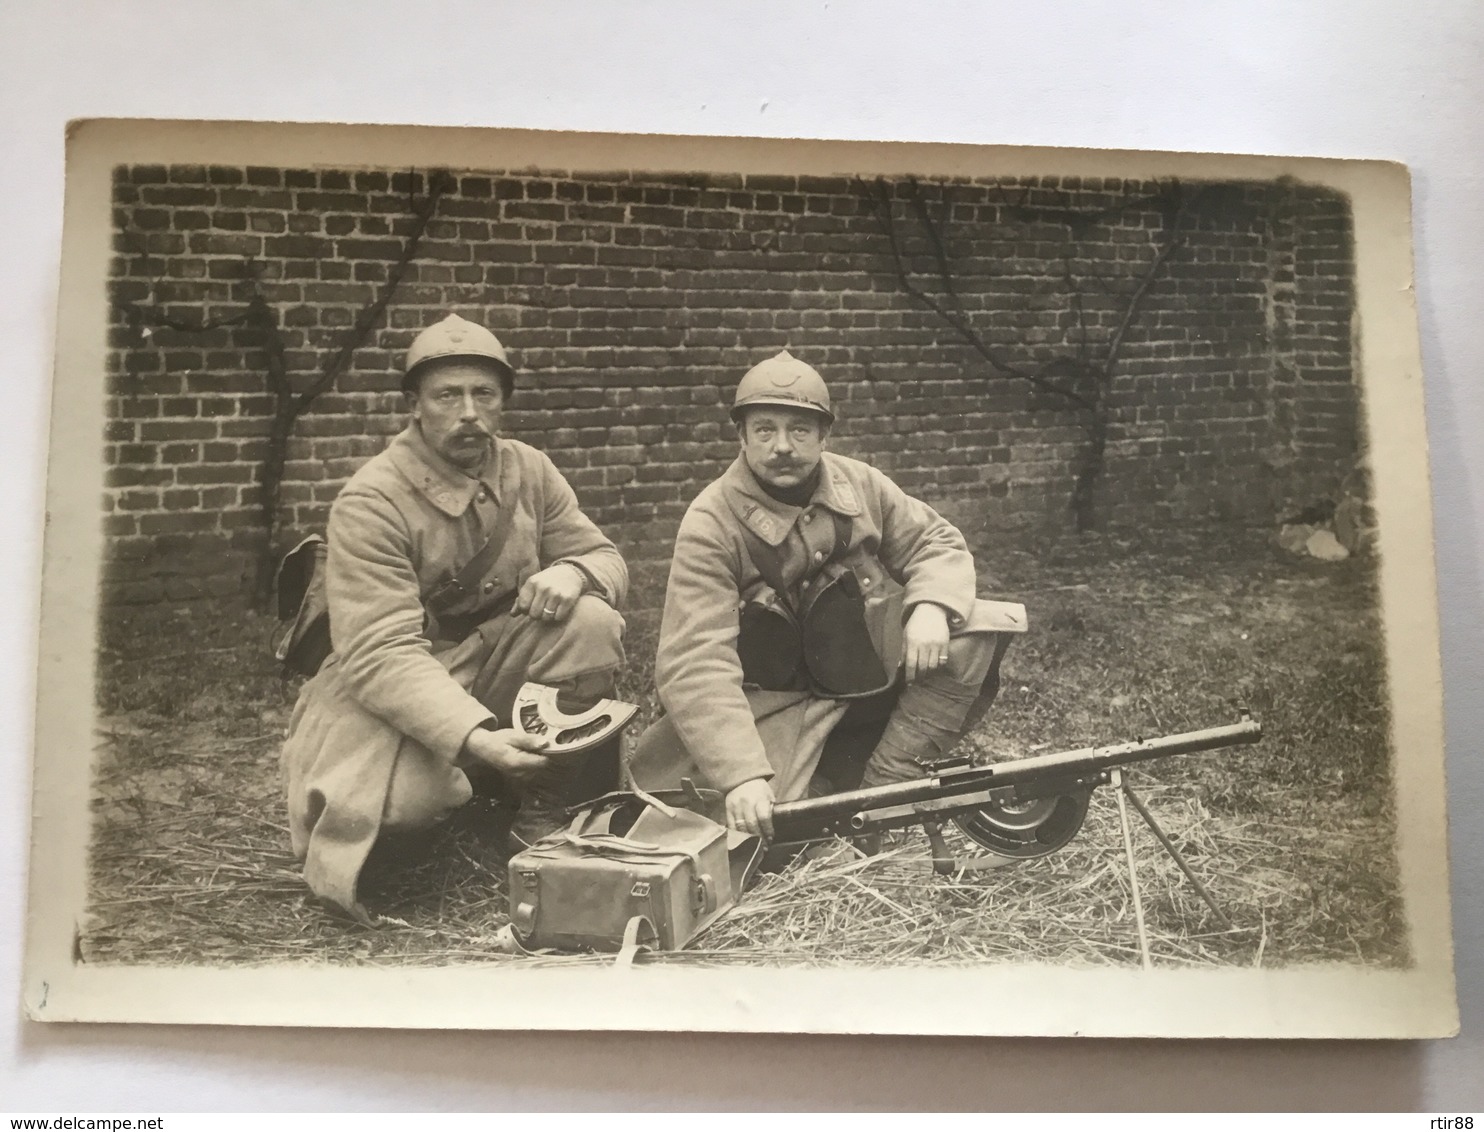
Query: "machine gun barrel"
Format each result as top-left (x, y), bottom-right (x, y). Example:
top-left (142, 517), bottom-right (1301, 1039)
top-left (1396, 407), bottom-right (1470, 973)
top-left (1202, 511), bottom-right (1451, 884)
top-left (770, 716), bottom-right (1262, 844)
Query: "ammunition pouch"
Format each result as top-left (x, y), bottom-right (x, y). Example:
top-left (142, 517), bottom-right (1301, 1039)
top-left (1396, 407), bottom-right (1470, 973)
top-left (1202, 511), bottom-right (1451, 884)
top-left (506, 790), bottom-right (763, 955)
top-left (273, 536), bottom-right (332, 679)
top-left (800, 556), bottom-right (904, 698)
top-left (737, 552), bottom-right (906, 700)
top-left (737, 583), bottom-right (804, 690)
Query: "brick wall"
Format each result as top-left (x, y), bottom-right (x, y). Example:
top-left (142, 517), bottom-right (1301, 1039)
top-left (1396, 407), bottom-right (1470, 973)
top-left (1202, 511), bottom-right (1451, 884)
top-left (103, 165), bottom-right (1358, 607)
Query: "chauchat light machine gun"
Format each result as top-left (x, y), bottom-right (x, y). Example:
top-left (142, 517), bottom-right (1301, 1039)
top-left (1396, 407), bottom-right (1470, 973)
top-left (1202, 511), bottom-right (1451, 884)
top-left (502, 683), bottom-right (1263, 963)
top-left (771, 717), bottom-right (1263, 871)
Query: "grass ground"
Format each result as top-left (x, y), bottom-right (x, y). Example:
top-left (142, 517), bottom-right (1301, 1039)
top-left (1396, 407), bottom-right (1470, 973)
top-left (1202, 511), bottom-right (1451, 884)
top-left (83, 524), bottom-right (1407, 968)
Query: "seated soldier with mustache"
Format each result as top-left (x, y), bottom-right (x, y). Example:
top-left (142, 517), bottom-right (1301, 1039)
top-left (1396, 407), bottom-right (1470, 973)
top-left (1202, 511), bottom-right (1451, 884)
top-left (281, 314), bottom-right (628, 919)
top-left (630, 350), bottom-right (1013, 842)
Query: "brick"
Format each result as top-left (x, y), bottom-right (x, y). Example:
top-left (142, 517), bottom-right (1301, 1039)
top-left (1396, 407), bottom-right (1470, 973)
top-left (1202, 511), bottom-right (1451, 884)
top-left (139, 511), bottom-right (218, 535)
top-left (337, 237), bottom-right (402, 259)
top-left (265, 234), bottom-right (334, 258)
top-left (103, 575), bottom-right (168, 604)
top-left (176, 463), bottom-right (255, 484)
top-left (188, 233), bottom-right (263, 256)
top-left (140, 420), bottom-right (217, 441)
top-left (505, 202), bottom-right (565, 222)
top-left (160, 442), bottom-right (200, 463)
top-left (103, 513), bottom-right (138, 537)
top-left (131, 208), bottom-right (171, 230)
top-left (163, 487), bottom-right (202, 510)
top-left (118, 488), bottom-right (161, 510)
top-left (105, 464), bottom-right (172, 488)
top-left (295, 191), bottom-right (367, 212)
top-left (195, 486), bottom-right (238, 512)
top-left (141, 185), bottom-right (217, 207)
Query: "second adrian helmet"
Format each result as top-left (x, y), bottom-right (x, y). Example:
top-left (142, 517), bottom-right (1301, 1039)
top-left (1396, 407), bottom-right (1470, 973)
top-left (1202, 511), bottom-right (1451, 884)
top-left (403, 313), bottom-right (514, 395)
top-left (730, 349), bottom-right (834, 424)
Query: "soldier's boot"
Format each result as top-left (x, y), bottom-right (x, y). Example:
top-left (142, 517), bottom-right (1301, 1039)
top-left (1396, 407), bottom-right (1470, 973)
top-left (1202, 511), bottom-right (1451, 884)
top-left (507, 731), bottom-right (624, 854)
top-left (508, 758), bottom-right (585, 854)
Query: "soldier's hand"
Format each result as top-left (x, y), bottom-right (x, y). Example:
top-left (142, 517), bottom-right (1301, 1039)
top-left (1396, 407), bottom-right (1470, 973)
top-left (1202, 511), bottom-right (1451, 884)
top-left (515, 563), bottom-right (587, 623)
top-left (903, 602), bottom-right (952, 683)
top-left (463, 727), bottom-right (551, 782)
top-left (725, 778), bottom-right (776, 841)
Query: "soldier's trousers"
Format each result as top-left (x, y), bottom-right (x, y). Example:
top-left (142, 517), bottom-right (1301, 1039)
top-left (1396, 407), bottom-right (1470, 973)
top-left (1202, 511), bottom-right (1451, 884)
top-left (629, 624), bottom-right (1007, 804)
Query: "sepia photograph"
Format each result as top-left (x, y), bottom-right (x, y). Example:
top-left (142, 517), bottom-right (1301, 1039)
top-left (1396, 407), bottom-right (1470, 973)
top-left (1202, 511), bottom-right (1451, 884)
top-left (22, 120), bottom-right (1457, 1037)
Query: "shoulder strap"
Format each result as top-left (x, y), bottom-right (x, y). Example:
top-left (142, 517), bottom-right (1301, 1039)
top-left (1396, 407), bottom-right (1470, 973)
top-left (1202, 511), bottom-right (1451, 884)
top-left (425, 529), bottom-right (506, 615)
top-left (742, 530), bottom-right (793, 606)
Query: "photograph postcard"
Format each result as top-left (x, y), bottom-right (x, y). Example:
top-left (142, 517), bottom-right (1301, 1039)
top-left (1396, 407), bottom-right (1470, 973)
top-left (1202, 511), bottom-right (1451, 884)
top-left (21, 118), bottom-right (1459, 1037)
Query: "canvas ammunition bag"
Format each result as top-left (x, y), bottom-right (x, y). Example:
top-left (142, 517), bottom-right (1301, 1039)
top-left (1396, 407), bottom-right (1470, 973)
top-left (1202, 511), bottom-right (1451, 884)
top-left (271, 525), bottom-right (517, 679)
top-left (273, 535), bottom-right (332, 679)
top-left (505, 791), bottom-right (763, 959)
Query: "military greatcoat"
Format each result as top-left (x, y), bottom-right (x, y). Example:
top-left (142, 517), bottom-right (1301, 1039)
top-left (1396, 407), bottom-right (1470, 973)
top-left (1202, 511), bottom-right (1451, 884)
top-left (281, 425), bottom-right (627, 914)
top-left (632, 451), bottom-right (985, 797)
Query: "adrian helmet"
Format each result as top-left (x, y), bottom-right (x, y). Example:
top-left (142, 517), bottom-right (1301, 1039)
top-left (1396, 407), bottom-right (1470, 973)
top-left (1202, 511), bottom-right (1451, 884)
top-left (403, 313), bottom-right (514, 395)
top-left (730, 349), bottom-right (834, 424)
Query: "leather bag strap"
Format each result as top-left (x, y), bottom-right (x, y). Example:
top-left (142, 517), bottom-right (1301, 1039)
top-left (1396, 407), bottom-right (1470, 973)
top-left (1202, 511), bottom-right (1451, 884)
top-left (424, 530), bottom-right (508, 617)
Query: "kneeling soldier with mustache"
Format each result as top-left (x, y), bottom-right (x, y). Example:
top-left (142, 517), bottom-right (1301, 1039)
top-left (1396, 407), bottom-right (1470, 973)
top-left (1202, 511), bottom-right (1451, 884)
top-left (631, 350), bottom-right (1014, 843)
top-left (281, 314), bottom-right (628, 918)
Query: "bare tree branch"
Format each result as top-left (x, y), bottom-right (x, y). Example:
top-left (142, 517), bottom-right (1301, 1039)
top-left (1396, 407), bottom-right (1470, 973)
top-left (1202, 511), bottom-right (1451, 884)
top-left (905, 178), bottom-right (961, 308)
top-left (247, 293), bottom-right (289, 395)
top-left (860, 176), bottom-right (1097, 411)
top-left (116, 229), bottom-right (253, 338)
top-left (1061, 248), bottom-right (1091, 365)
top-left (124, 305), bottom-right (252, 334)
top-left (1099, 186), bottom-right (1200, 380)
top-left (292, 170), bottom-right (450, 414)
